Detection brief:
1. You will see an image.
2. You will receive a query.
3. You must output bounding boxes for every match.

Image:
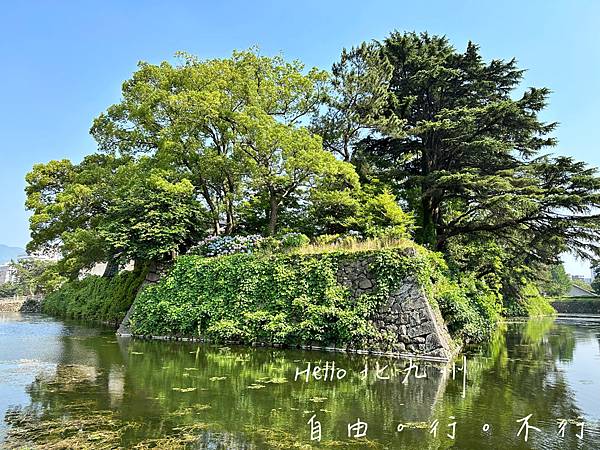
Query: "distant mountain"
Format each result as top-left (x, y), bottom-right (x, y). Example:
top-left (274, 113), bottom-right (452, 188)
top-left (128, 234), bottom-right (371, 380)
top-left (0, 245), bottom-right (26, 264)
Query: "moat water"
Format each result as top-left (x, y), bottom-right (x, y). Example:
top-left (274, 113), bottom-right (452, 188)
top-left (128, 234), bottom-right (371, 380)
top-left (0, 312), bottom-right (599, 449)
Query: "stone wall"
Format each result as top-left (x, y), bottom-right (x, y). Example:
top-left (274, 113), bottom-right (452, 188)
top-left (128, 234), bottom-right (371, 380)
top-left (551, 300), bottom-right (600, 314)
top-left (120, 252), bottom-right (457, 361)
top-left (0, 295), bottom-right (43, 313)
top-left (336, 254), bottom-right (456, 361)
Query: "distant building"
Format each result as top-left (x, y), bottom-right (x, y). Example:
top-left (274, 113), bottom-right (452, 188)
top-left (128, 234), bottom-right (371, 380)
top-left (567, 284), bottom-right (599, 298)
top-left (0, 253), bottom-right (60, 285)
top-left (0, 264), bottom-right (16, 285)
top-left (571, 274), bottom-right (593, 285)
top-left (79, 261), bottom-right (135, 279)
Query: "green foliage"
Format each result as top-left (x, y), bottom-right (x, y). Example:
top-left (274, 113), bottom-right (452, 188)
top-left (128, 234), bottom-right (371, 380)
top-left (324, 31), bottom-right (600, 311)
top-left (591, 262), bottom-right (600, 294)
top-left (101, 162), bottom-right (206, 263)
top-left (312, 41), bottom-right (398, 162)
top-left (536, 264), bottom-right (572, 297)
top-left (92, 48), bottom-right (358, 237)
top-left (592, 277), bottom-right (600, 295)
top-left (504, 282), bottom-right (556, 317)
top-left (27, 48), bottom-right (362, 279)
top-left (131, 252), bottom-right (376, 344)
top-left (42, 267), bottom-right (147, 326)
top-left (186, 233), bottom-right (309, 258)
top-left (25, 36), bottom-right (598, 341)
top-left (278, 233), bottom-right (310, 249)
top-left (7, 259), bottom-right (65, 296)
top-left (433, 275), bottom-right (502, 343)
top-left (367, 245), bottom-right (502, 343)
top-left (25, 156), bottom-right (123, 278)
top-left (0, 283), bottom-right (18, 298)
top-left (25, 155), bottom-right (204, 278)
top-left (255, 236), bottom-right (282, 253)
top-left (131, 245), bottom-right (497, 345)
top-left (306, 183), bottom-right (414, 238)
top-left (312, 234), bottom-right (342, 246)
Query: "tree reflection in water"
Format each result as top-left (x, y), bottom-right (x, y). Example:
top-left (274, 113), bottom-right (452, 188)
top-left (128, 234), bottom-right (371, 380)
top-left (2, 316), bottom-right (600, 449)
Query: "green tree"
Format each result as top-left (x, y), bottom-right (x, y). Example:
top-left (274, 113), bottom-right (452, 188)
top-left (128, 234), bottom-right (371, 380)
top-left (92, 49), bottom-right (354, 236)
top-left (329, 31), bottom-right (600, 297)
top-left (25, 154), bottom-right (203, 278)
top-left (9, 258), bottom-right (63, 296)
top-left (100, 159), bottom-right (207, 264)
top-left (592, 262), bottom-right (600, 294)
top-left (307, 182), bottom-right (413, 238)
top-left (312, 42), bottom-right (398, 163)
top-left (237, 114), bottom-right (358, 234)
top-left (536, 264), bottom-right (571, 297)
top-left (0, 282), bottom-right (18, 298)
top-left (25, 155), bottom-right (125, 278)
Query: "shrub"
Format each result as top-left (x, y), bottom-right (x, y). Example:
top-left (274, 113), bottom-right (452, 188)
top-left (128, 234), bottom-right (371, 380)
top-left (434, 275), bottom-right (502, 343)
top-left (256, 236), bottom-right (281, 252)
top-left (504, 282), bottom-right (556, 317)
top-left (42, 267), bottom-right (147, 326)
top-left (0, 282), bottom-right (18, 298)
top-left (188, 235), bottom-right (263, 257)
top-left (312, 234), bottom-right (341, 246)
top-left (368, 225), bottom-right (411, 241)
top-left (279, 233), bottom-right (310, 250)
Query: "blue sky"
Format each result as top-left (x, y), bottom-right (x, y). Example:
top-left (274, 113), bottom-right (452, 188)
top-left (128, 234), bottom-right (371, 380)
top-left (1, 0), bottom-right (598, 275)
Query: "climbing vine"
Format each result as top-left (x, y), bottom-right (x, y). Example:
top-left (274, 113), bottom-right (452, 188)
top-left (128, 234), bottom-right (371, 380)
top-left (130, 245), bottom-right (500, 345)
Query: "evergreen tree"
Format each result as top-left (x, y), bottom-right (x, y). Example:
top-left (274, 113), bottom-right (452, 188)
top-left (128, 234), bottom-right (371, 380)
top-left (328, 32), bottom-right (600, 280)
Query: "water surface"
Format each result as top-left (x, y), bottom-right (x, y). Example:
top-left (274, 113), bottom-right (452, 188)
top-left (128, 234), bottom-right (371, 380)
top-left (1, 312), bottom-right (599, 449)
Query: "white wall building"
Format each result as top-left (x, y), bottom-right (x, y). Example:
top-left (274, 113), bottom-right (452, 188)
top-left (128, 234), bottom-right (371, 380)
top-left (567, 284), bottom-right (599, 298)
top-left (0, 264), bottom-right (16, 285)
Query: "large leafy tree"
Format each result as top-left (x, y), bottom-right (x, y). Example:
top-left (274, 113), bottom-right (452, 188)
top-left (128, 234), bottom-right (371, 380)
top-left (25, 155), bottom-right (124, 277)
top-left (92, 49), bottom-right (355, 236)
top-left (25, 154), bottom-right (204, 278)
top-left (26, 49), bottom-right (363, 278)
top-left (330, 32), bottom-right (600, 278)
top-left (100, 159), bottom-right (207, 263)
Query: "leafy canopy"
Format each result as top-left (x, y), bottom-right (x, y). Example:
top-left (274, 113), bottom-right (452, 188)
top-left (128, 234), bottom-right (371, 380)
top-left (92, 49), bottom-right (358, 236)
top-left (323, 31), bottom-right (600, 301)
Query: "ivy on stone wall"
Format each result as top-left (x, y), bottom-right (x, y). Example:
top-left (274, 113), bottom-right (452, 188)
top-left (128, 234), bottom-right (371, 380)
top-left (130, 245), bottom-right (502, 345)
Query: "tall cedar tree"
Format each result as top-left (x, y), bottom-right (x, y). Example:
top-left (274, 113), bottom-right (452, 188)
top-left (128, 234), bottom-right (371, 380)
top-left (351, 32), bottom-right (600, 274)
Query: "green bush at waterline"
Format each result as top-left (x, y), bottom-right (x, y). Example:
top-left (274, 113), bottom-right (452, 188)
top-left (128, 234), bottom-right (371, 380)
top-left (42, 267), bottom-right (147, 327)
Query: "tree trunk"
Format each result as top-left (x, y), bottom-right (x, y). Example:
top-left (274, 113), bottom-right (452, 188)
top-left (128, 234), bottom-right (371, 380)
top-left (195, 174), bottom-right (221, 235)
top-left (102, 257), bottom-right (119, 278)
top-left (133, 259), bottom-right (145, 272)
top-left (225, 199), bottom-right (235, 234)
top-left (225, 174), bottom-right (236, 234)
top-left (267, 196), bottom-right (279, 236)
top-left (420, 194), bottom-right (437, 248)
top-left (419, 159), bottom-right (436, 247)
